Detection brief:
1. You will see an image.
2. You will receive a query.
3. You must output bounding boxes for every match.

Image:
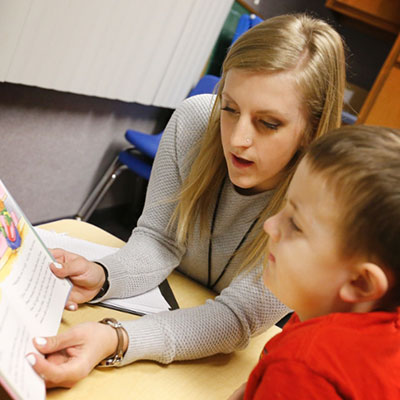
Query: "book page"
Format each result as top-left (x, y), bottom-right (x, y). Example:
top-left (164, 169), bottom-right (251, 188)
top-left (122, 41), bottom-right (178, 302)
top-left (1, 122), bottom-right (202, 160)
top-left (100, 287), bottom-right (172, 315)
top-left (0, 295), bottom-right (45, 400)
top-left (35, 228), bottom-right (173, 314)
top-left (0, 181), bottom-right (71, 400)
top-left (0, 184), bottom-right (71, 335)
top-left (1, 225), bottom-right (70, 335)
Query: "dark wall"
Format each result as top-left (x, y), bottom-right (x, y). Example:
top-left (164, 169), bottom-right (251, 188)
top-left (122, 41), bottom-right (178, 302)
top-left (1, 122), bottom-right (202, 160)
top-left (249, 0), bottom-right (395, 90)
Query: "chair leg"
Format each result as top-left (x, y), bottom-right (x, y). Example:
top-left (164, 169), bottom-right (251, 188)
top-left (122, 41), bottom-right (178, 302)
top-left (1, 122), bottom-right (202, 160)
top-left (75, 156), bottom-right (128, 221)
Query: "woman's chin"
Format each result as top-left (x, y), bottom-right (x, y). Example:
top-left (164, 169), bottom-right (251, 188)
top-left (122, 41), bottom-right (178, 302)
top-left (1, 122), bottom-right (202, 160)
top-left (231, 180), bottom-right (265, 195)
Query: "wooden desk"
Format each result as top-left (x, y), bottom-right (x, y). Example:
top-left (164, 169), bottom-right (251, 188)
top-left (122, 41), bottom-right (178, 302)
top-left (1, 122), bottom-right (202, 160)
top-left (40, 219), bottom-right (281, 400)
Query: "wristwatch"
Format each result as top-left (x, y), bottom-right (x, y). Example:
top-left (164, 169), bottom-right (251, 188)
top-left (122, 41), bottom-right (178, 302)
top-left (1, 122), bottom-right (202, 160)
top-left (97, 318), bottom-right (128, 367)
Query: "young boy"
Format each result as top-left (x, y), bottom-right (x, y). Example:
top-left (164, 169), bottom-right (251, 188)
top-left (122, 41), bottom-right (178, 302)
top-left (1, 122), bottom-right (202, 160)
top-left (233, 125), bottom-right (400, 399)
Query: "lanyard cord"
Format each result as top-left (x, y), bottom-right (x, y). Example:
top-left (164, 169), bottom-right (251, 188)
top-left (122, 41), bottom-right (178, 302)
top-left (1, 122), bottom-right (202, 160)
top-left (207, 180), bottom-right (259, 290)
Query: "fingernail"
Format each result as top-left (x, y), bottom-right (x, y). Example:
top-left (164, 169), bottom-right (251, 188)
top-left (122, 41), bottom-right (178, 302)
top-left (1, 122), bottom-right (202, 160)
top-left (53, 262), bottom-right (62, 269)
top-left (67, 304), bottom-right (76, 311)
top-left (35, 337), bottom-right (47, 346)
top-left (26, 354), bottom-right (36, 366)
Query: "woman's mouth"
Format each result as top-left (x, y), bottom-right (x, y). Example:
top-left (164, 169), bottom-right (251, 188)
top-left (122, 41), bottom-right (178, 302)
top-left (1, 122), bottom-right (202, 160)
top-left (231, 154), bottom-right (254, 168)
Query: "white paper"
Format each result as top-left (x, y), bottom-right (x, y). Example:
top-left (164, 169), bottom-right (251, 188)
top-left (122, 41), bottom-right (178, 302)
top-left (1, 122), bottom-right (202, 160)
top-left (35, 228), bottom-right (172, 314)
top-left (0, 180), bottom-right (71, 400)
top-left (0, 296), bottom-right (45, 400)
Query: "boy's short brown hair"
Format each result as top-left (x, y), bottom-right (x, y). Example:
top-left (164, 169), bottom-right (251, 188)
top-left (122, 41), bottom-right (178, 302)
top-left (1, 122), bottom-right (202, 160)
top-left (305, 125), bottom-right (400, 311)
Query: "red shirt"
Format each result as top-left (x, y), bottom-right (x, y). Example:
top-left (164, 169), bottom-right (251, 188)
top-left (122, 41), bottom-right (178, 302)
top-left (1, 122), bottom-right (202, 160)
top-left (245, 309), bottom-right (400, 399)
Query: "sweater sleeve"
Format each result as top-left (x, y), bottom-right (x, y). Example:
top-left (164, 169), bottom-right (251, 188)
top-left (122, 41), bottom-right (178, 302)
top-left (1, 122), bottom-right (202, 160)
top-left (245, 359), bottom-right (342, 400)
top-left (93, 94), bottom-right (289, 364)
top-left (96, 94), bottom-right (215, 299)
top-left (119, 266), bottom-right (289, 364)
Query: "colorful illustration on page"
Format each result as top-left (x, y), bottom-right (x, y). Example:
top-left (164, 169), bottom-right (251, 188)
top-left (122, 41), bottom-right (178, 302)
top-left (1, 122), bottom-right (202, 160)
top-left (0, 183), bottom-right (25, 274)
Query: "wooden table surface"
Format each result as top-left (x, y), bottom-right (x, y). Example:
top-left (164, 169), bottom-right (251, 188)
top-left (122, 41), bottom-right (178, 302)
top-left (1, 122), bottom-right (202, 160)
top-left (40, 219), bottom-right (281, 400)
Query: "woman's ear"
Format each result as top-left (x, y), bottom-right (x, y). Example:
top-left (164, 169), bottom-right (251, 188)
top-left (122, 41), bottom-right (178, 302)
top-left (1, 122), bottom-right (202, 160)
top-left (339, 263), bottom-right (389, 304)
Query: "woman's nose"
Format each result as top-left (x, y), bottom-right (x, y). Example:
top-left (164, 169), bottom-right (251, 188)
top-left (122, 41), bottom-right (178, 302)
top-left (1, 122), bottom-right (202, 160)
top-left (263, 215), bottom-right (281, 242)
top-left (230, 117), bottom-right (253, 148)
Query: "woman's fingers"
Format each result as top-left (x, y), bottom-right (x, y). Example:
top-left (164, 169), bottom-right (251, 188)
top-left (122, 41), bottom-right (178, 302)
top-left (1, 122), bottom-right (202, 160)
top-left (26, 331), bottom-right (85, 388)
top-left (49, 248), bottom-right (80, 263)
top-left (64, 301), bottom-right (78, 311)
top-left (33, 330), bottom-right (81, 355)
top-left (26, 323), bottom-right (109, 388)
top-left (48, 249), bottom-right (106, 304)
top-left (26, 351), bottom-right (90, 388)
top-left (49, 254), bottom-right (88, 279)
top-left (49, 261), bottom-right (69, 278)
top-left (49, 249), bottom-right (96, 282)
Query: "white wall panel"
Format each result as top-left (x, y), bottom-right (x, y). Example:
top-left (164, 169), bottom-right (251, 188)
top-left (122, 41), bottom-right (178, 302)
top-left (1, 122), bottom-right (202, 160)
top-left (0, 0), bottom-right (233, 107)
top-left (0, 0), bottom-right (31, 81)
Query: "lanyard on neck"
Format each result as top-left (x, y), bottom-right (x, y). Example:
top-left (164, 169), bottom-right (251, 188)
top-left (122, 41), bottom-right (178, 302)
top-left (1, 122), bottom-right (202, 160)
top-left (207, 180), bottom-right (259, 290)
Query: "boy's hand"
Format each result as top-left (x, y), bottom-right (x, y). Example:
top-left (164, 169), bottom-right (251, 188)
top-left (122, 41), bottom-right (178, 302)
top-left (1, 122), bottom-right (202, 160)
top-left (227, 382), bottom-right (247, 400)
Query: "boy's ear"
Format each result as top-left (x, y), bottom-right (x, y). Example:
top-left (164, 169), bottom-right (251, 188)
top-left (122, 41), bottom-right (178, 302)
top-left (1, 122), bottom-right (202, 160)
top-left (339, 263), bottom-right (389, 304)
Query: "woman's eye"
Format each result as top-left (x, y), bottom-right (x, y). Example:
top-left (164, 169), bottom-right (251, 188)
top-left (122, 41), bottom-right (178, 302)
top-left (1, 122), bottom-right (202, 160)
top-left (289, 217), bottom-right (301, 232)
top-left (221, 106), bottom-right (237, 114)
top-left (260, 120), bottom-right (280, 131)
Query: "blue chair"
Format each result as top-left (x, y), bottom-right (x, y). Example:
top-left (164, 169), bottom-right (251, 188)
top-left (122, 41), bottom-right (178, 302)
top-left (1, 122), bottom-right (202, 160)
top-left (124, 74), bottom-right (220, 162)
top-left (232, 14), bottom-right (263, 44)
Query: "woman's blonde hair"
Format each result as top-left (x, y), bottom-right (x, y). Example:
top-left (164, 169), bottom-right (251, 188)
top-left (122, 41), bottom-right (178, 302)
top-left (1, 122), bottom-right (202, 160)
top-left (172, 13), bottom-right (346, 268)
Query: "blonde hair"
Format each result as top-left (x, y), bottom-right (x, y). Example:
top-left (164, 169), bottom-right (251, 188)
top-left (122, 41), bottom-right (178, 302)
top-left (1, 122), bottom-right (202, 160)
top-left (305, 125), bottom-right (400, 310)
top-left (172, 14), bottom-right (346, 268)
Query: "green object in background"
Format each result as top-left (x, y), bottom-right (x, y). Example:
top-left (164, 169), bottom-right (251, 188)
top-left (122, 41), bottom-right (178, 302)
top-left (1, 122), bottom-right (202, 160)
top-left (205, 2), bottom-right (250, 77)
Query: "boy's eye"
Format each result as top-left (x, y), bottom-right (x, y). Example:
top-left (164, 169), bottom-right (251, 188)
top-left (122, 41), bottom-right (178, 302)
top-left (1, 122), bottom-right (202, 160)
top-left (289, 217), bottom-right (301, 232)
top-left (260, 119), bottom-right (280, 131)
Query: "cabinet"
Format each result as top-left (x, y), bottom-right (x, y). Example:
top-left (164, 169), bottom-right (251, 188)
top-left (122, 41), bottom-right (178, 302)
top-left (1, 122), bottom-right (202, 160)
top-left (357, 34), bottom-right (400, 128)
top-left (326, 0), bottom-right (400, 129)
top-left (326, 0), bottom-right (400, 34)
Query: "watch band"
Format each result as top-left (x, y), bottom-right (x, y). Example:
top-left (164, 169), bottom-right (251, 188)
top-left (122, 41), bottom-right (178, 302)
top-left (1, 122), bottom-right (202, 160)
top-left (97, 318), bottom-right (127, 367)
top-left (91, 262), bottom-right (110, 301)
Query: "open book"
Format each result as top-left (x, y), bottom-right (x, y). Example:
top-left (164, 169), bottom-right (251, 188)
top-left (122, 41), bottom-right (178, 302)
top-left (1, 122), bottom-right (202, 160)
top-left (0, 180), bottom-right (71, 400)
top-left (35, 228), bottom-right (179, 315)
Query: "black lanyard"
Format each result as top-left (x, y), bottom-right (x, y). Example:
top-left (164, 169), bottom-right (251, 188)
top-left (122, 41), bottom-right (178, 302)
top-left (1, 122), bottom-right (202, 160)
top-left (207, 180), bottom-right (259, 290)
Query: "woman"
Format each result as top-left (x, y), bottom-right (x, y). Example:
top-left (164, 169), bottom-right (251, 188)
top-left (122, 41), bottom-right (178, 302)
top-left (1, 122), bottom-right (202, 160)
top-left (27, 14), bottom-right (346, 387)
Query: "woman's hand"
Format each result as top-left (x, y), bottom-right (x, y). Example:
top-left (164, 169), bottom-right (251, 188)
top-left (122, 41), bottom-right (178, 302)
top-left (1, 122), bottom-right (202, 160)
top-left (49, 248), bottom-right (106, 310)
top-left (26, 322), bottom-right (119, 388)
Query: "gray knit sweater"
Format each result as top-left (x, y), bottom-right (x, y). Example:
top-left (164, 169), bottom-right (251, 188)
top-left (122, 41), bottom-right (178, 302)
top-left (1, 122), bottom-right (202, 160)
top-left (97, 94), bottom-right (289, 365)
